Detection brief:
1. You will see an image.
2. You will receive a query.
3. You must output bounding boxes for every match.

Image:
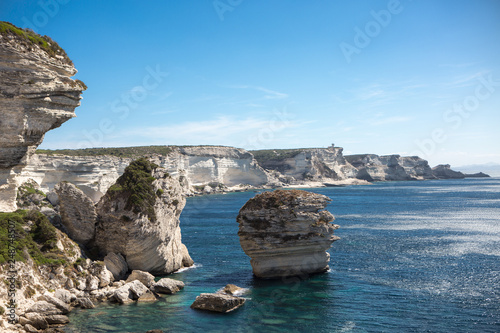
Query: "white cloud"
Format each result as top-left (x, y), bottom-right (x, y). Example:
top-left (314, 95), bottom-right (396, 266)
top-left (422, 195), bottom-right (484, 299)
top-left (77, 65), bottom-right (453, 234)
top-left (112, 114), bottom-right (302, 147)
top-left (229, 85), bottom-right (289, 100)
top-left (372, 116), bottom-right (413, 126)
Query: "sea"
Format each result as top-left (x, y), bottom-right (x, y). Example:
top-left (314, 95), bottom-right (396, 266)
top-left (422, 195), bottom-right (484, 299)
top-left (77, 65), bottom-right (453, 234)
top-left (65, 178), bottom-right (500, 333)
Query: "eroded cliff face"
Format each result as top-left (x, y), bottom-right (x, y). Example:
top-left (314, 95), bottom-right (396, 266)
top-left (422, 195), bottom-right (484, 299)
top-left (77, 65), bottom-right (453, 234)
top-left (155, 146), bottom-right (270, 187)
top-left (345, 154), bottom-right (434, 181)
top-left (21, 154), bottom-right (131, 202)
top-left (237, 190), bottom-right (339, 278)
top-left (0, 22), bottom-right (85, 211)
top-left (21, 146), bottom-right (272, 202)
top-left (254, 147), bottom-right (358, 183)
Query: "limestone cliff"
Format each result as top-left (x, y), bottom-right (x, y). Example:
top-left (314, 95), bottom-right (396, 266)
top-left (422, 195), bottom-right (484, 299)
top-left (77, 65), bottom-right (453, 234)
top-left (0, 22), bottom-right (85, 212)
top-left (20, 146), bottom-right (272, 202)
top-left (345, 154), bottom-right (434, 181)
top-left (252, 146), bottom-right (358, 183)
top-left (95, 158), bottom-right (193, 274)
top-left (237, 189), bottom-right (339, 278)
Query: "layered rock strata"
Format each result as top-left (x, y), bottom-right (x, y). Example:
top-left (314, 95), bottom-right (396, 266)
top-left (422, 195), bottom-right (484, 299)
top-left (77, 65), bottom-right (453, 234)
top-left (0, 22), bottom-right (85, 212)
top-left (237, 189), bottom-right (339, 278)
top-left (345, 154), bottom-right (434, 181)
top-left (253, 146), bottom-right (358, 182)
top-left (54, 181), bottom-right (97, 245)
top-left (95, 158), bottom-right (193, 274)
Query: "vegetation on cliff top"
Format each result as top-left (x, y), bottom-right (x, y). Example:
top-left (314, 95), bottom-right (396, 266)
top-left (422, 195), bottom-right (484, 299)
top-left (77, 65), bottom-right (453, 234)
top-left (240, 189), bottom-right (317, 211)
top-left (0, 21), bottom-right (72, 65)
top-left (250, 149), bottom-right (303, 163)
top-left (36, 145), bottom-right (174, 158)
top-left (0, 210), bottom-right (67, 266)
top-left (107, 158), bottom-right (160, 221)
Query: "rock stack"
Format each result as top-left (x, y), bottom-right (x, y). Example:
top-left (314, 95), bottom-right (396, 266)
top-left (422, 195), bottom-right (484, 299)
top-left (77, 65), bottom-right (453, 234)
top-left (237, 189), bottom-right (339, 279)
top-left (95, 158), bottom-right (194, 274)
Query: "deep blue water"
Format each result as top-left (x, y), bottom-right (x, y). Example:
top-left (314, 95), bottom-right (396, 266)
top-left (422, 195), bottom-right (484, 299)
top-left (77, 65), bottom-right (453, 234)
top-left (66, 178), bottom-right (500, 332)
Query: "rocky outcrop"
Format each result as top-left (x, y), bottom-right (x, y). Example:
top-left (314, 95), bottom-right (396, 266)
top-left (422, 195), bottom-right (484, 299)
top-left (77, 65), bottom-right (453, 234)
top-left (0, 22), bottom-right (85, 212)
top-left (54, 181), bottom-right (97, 245)
top-left (95, 158), bottom-right (193, 274)
top-left (345, 154), bottom-right (434, 181)
top-left (432, 164), bottom-right (465, 179)
top-left (237, 190), bottom-right (339, 279)
top-left (191, 293), bottom-right (246, 313)
top-left (253, 146), bottom-right (358, 183)
top-left (464, 172), bottom-right (490, 178)
top-left (151, 278), bottom-right (185, 295)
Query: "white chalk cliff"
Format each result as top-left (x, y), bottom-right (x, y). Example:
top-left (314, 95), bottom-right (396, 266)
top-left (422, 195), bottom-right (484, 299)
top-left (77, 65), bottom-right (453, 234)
top-left (0, 22), bottom-right (85, 211)
top-left (18, 146), bottom-right (272, 203)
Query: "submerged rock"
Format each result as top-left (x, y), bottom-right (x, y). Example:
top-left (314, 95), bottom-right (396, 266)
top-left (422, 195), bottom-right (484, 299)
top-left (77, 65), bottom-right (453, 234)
top-left (190, 293), bottom-right (245, 313)
top-left (237, 189), bottom-right (339, 279)
top-left (221, 284), bottom-right (245, 296)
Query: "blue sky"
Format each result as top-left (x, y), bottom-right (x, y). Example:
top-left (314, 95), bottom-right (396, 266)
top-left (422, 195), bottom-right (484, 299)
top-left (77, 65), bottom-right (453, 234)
top-left (2, 0), bottom-right (500, 167)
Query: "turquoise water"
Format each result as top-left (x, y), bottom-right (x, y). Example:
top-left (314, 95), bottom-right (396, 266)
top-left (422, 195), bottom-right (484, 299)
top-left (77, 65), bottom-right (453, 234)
top-left (66, 178), bottom-right (500, 332)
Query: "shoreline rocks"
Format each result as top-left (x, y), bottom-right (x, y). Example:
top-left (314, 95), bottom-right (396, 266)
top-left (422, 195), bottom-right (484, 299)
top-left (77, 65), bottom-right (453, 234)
top-left (237, 189), bottom-right (339, 279)
top-left (191, 284), bottom-right (246, 313)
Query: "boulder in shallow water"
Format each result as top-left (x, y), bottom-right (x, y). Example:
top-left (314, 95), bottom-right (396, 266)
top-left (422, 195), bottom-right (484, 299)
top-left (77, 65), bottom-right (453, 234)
top-left (151, 278), bottom-right (185, 294)
top-left (190, 293), bottom-right (245, 313)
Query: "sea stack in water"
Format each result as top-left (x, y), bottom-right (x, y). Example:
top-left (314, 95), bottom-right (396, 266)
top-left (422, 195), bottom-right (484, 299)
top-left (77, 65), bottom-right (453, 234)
top-left (95, 158), bottom-right (193, 274)
top-left (237, 189), bottom-right (339, 278)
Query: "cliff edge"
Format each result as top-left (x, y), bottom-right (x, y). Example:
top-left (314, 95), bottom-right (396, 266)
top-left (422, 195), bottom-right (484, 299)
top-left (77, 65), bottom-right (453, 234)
top-left (0, 21), bottom-right (86, 212)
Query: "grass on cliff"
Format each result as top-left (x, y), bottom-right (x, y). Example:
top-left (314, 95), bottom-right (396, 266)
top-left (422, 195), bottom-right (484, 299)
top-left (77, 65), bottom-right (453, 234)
top-left (251, 149), bottom-right (304, 163)
top-left (36, 145), bottom-right (174, 158)
top-left (0, 21), bottom-right (72, 65)
top-left (107, 158), bottom-right (159, 221)
top-left (0, 210), bottom-right (66, 266)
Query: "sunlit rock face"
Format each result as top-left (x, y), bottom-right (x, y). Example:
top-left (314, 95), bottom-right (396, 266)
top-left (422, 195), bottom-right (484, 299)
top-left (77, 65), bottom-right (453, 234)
top-left (345, 154), bottom-right (435, 181)
top-left (95, 159), bottom-right (193, 275)
top-left (237, 189), bottom-right (339, 279)
top-left (0, 23), bottom-right (85, 211)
